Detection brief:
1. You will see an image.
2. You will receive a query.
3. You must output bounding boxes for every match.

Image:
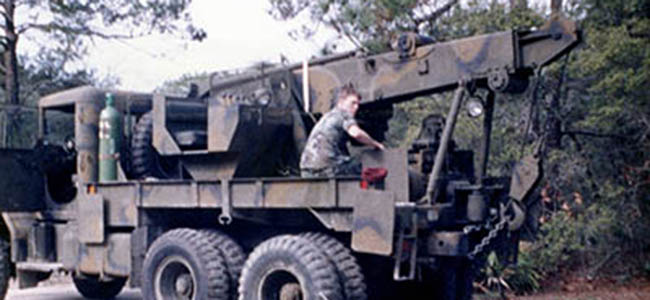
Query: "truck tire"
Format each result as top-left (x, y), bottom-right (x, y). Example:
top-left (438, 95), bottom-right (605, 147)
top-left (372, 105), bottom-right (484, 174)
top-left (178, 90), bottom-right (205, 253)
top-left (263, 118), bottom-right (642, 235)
top-left (360, 254), bottom-right (414, 300)
top-left (131, 112), bottom-right (181, 179)
top-left (0, 238), bottom-right (10, 299)
top-left (200, 230), bottom-right (246, 300)
top-left (142, 228), bottom-right (229, 300)
top-left (72, 275), bottom-right (127, 299)
top-left (300, 232), bottom-right (367, 300)
top-left (238, 235), bottom-right (343, 300)
top-left (439, 257), bottom-right (473, 300)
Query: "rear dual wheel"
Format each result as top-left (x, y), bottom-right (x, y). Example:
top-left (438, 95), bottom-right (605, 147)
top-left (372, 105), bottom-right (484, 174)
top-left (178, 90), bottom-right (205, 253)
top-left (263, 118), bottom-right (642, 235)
top-left (238, 235), bottom-right (343, 300)
top-left (300, 232), bottom-right (367, 300)
top-left (142, 229), bottom-right (230, 300)
top-left (239, 233), bottom-right (367, 300)
top-left (200, 229), bottom-right (246, 300)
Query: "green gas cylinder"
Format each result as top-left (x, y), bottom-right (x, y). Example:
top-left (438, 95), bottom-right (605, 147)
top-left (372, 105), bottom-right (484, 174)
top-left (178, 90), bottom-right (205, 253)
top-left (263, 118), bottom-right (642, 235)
top-left (98, 93), bottom-right (122, 182)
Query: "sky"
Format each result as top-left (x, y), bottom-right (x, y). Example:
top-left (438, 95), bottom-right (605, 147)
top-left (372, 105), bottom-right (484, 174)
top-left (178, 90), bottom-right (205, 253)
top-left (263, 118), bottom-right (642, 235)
top-left (79, 1), bottom-right (346, 93)
top-left (17, 0), bottom-right (552, 94)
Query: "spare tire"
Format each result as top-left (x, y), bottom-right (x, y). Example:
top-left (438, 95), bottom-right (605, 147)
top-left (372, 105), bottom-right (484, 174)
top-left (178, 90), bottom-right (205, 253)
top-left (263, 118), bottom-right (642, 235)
top-left (131, 112), bottom-right (182, 179)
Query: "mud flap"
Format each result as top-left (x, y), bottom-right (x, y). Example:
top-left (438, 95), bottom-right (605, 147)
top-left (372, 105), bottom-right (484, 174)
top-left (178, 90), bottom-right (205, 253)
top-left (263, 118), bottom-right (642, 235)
top-left (104, 233), bottom-right (131, 277)
top-left (352, 190), bottom-right (394, 255)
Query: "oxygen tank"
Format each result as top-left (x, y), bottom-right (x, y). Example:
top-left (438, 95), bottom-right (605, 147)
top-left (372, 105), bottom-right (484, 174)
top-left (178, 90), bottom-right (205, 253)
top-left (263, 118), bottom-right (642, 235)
top-left (98, 93), bottom-right (122, 182)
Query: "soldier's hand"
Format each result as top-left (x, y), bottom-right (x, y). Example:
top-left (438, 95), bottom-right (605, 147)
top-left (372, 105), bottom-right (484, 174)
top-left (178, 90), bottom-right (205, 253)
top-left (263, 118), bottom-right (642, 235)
top-left (375, 142), bottom-right (385, 151)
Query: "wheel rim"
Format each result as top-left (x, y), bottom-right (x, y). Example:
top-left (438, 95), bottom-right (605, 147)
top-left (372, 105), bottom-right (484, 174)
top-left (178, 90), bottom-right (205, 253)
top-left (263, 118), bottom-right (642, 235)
top-left (154, 255), bottom-right (197, 300)
top-left (260, 268), bottom-right (303, 300)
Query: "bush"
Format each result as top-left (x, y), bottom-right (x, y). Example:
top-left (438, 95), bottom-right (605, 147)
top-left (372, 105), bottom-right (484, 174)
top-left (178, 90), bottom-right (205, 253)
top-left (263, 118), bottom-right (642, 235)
top-left (478, 250), bottom-right (542, 295)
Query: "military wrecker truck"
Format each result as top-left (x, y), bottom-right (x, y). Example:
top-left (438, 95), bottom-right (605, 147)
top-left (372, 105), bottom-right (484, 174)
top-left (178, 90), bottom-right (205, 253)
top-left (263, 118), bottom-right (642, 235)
top-left (0, 14), bottom-right (579, 300)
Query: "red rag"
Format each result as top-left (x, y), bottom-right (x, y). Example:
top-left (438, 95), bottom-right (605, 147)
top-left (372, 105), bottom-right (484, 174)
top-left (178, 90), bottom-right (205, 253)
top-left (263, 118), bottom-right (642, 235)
top-left (361, 167), bottom-right (388, 183)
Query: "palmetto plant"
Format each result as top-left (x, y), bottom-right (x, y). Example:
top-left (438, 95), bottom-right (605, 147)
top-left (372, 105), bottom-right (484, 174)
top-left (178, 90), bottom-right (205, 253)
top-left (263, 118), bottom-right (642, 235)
top-left (478, 251), bottom-right (542, 297)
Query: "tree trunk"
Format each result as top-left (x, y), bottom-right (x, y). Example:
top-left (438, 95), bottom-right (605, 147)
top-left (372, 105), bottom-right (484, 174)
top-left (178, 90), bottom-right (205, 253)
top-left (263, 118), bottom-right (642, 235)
top-left (545, 51), bottom-right (571, 150)
top-left (3, 0), bottom-right (19, 106)
top-left (2, 0), bottom-right (19, 147)
top-left (545, 93), bottom-right (563, 149)
top-left (551, 0), bottom-right (563, 14)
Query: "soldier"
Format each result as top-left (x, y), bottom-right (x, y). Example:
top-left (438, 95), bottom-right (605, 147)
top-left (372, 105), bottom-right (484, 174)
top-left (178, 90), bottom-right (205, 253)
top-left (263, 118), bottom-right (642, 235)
top-left (300, 83), bottom-right (385, 177)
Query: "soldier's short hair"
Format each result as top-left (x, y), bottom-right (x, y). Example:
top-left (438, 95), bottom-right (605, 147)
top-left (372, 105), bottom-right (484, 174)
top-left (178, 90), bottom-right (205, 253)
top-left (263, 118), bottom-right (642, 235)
top-left (337, 83), bottom-right (361, 103)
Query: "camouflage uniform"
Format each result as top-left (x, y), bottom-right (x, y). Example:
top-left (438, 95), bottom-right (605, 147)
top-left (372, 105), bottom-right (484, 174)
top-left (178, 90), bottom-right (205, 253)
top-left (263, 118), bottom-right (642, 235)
top-left (300, 108), bottom-right (362, 177)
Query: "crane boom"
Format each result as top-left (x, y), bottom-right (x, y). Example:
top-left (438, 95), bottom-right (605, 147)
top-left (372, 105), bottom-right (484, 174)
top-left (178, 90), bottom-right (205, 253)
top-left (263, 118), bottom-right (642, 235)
top-left (205, 15), bottom-right (580, 113)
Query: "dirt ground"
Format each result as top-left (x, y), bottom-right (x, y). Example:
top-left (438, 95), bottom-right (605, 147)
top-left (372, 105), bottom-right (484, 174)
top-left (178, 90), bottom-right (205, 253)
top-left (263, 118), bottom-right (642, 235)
top-left (10, 272), bottom-right (650, 300)
top-left (477, 276), bottom-right (650, 300)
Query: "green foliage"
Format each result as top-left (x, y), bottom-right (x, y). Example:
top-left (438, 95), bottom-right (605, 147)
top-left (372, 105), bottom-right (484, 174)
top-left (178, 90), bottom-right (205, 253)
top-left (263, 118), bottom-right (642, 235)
top-left (385, 96), bottom-right (445, 147)
top-left (533, 0), bottom-right (650, 282)
top-left (497, 0), bottom-right (650, 289)
top-left (525, 198), bottom-right (639, 274)
top-left (505, 250), bottom-right (543, 294)
top-left (580, 0), bottom-right (650, 28)
top-left (482, 252), bottom-right (512, 294)
top-left (479, 251), bottom-right (542, 295)
top-left (269, 0), bottom-right (462, 52)
top-left (434, 0), bottom-right (544, 41)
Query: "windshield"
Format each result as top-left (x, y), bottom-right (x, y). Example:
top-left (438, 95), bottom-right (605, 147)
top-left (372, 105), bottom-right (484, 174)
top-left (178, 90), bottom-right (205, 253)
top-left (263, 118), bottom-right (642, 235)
top-left (42, 108), bottom-right (74, 146)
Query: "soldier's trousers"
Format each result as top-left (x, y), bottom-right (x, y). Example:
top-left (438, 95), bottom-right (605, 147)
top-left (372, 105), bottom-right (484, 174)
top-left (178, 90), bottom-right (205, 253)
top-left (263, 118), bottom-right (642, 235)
top-left (301, 159), bottom-right (362, 178)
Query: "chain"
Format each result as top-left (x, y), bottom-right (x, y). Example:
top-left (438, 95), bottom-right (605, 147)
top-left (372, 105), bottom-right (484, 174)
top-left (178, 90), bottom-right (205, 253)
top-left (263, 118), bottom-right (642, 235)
top-left (467, 216), bottom-right (508, 260)
top-left (463, 219), bottom-right (493, 234)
